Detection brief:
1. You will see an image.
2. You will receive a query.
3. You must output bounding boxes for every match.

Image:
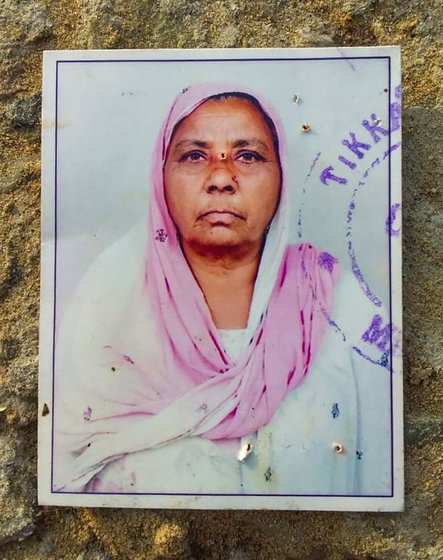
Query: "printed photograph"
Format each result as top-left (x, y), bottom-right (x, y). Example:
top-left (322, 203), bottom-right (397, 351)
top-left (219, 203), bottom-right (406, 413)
top-left (38, 47), bottom-right (403, 510)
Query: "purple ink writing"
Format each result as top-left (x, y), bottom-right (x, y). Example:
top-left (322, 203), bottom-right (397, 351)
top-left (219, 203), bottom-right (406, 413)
top-left (331, 402), bottom-right (340, 419)
top-left (383, 142), bottom-right (401, 160)
top-left (386, 203), bottom-right (401, 237)
top-left (362, 113), bottom-right (389, 143)
top-left (391, 85), bottom-right (402, 132)
top-left (342, 132), bottom-right (371, 159)
top-left (361, 314), bottom-right (392, 352)
top-left (352, 345), bottom-right (390, 370)
top-left (155, 228), bottom-right (168, 242)
top-left (318, 251), bottom-right (338, 273)
top-left (338, 155), bottom-right (357, 170)
top-left (320, 166), bottom-right (347, 186)
top-left (348, 241), bottom-right (382, 307)
top-left (319, 95), bottom-right (401, 187)
top-left (380, 352), bottom-right (389, 368)
top-left (83, 406), bottom-right (92, 422)
top-left (298, 152), bottom-right (321, 237)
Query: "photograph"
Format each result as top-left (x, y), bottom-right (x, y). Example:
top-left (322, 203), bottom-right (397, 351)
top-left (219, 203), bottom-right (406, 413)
top-left (38, 47), bottom-right (403, 510)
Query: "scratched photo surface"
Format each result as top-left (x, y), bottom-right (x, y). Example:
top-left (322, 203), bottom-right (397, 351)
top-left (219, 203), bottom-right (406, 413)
top-left (38, 48), bottom-right (403, 511)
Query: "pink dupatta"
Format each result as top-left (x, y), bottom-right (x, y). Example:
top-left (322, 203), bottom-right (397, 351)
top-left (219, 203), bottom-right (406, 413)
top-left (53, 83), bottom-right (339, 491)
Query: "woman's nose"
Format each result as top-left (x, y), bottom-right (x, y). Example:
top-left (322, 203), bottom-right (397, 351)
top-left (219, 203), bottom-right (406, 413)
top-left (205, 161), bottom-right (237, 194)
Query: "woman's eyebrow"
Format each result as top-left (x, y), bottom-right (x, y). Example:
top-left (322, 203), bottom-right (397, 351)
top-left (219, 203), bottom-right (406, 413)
top-left (232, 138), bottom-right (270, 151)
top-left (173, 139), bottom-right (211, 152)
top-left (172, 138), bottom-right (271, 154)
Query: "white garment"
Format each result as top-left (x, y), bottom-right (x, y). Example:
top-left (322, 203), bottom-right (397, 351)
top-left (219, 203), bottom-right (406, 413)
top-left (219, 329), bottom-right (246, 364)
top-left (88, 269), bottom-right (391, 496)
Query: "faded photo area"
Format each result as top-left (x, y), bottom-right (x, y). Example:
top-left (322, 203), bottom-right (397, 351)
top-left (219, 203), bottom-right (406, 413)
top-left (39, 48), bottom-right (402, 511)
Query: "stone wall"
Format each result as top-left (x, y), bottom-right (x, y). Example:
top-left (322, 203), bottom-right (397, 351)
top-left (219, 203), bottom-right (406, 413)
top-left (0, 0), bottom-right (442, 558)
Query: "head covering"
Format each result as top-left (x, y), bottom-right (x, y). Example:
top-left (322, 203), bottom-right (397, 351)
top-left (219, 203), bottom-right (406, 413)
top-left (53, 83), bottom-right (339, 491)
top-left (149, 83), bottom-right (290, 346)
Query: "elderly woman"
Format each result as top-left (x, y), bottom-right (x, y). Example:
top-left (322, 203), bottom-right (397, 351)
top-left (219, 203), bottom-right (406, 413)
top-left (54, 83), bottom-right (391, 496)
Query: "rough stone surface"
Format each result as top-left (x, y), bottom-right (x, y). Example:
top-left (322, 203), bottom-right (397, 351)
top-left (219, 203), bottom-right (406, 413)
top-left (5, 94), bottom-right (41, 130)
top-left (0, 0), bottom-right (442, 558)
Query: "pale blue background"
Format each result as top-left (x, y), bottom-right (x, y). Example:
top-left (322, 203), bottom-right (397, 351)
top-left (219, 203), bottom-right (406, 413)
top-left (51, 53), bottom-right (399, 318)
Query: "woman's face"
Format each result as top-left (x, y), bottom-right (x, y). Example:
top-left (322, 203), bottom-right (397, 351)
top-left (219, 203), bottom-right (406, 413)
top-left (164, 96), bottom-right (281, 256)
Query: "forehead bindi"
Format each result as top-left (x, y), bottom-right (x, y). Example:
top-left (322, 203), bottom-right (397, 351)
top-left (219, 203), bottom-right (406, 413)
top-left (170, 98), bottom-right (275, 153)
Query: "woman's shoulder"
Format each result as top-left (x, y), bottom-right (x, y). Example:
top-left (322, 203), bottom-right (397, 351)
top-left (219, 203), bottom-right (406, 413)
top-left (286, 242), bottom-right (391, 354)
top-left (76, 222), bottom-right (147, 294)
top-left (286, 242), bottom-right (340, 278)
top-left (57, 222), bottom-right (148, 344)
top-left (286, 242), bottom-right (335, 260)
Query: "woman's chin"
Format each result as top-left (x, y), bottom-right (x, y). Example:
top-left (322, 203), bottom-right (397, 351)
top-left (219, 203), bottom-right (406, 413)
top-left (187, 231), bottom-right (250, 256)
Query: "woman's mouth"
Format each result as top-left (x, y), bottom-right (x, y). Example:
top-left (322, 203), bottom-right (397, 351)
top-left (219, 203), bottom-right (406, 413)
top-left (199, 210), bottom-right (244, 225)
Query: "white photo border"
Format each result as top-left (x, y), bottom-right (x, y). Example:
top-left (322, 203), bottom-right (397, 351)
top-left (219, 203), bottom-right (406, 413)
top-left (38, 47), bottom-right (403, 511)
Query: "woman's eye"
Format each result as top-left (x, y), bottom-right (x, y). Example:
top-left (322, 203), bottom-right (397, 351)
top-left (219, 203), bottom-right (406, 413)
top-left (180, 151), bottom-right (206, 163)
top-left (237, 151), bottom-right (264, 163)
